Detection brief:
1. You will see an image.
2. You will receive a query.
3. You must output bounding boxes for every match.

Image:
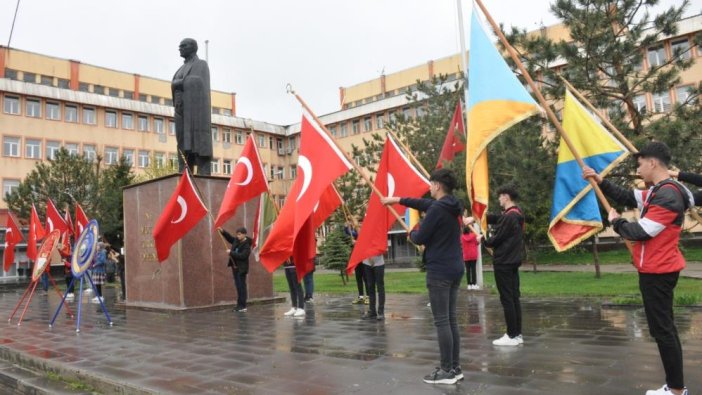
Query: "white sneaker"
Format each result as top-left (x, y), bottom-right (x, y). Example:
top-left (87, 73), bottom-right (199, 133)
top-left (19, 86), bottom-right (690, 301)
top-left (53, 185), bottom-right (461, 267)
top-left (427, 302), bottom-right (431, 307)
top-left (65, 293), bottom-right (74, 300)
top-left (284, 307), bottom-right (296, 316)
top-left (90, 296), bottom-right (103, 304)
top-left (293, 308), bottom-right (306, 317)
top-left (492, 334), bottom-right (520, 346)
top-left (646, 385), bottom-right (688, 395)
top-left (515, 335), bottom-right (524, 344)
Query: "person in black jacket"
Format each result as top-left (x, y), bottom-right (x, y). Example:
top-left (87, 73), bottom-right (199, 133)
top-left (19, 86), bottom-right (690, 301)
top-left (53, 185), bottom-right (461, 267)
top-left (465, 184), bottom-right (524, 347)
top-left (670, 169), bottom-right (702, 205)
top-left (218, 227), bottom-right (252, 312)
top-left (382, 168), bottom-right (464, 385)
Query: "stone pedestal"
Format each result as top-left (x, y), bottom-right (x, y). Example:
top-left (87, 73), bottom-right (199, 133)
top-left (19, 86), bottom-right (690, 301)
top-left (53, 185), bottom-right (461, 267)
top-left (123, 174), bottom-right (273, 310)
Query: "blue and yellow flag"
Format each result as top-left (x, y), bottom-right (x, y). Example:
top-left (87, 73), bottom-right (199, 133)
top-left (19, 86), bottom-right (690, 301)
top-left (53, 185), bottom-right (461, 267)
top-left (548, 90), bottom-right (629, 251)
top-left (405, 208), bottom-right (420, 230)
top-left (466, 8), bottom-right (540, 231)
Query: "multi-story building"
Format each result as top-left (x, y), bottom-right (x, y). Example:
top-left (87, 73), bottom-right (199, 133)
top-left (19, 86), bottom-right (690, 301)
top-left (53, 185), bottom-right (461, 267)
top-left (2, 14), bottom-right (701, 277)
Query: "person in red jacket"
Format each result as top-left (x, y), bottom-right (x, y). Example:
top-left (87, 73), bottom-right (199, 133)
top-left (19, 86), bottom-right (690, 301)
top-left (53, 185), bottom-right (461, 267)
top-left (460, 227), bottom-right (479, 290)
top-left (584, 142), bottom-right (692, 395)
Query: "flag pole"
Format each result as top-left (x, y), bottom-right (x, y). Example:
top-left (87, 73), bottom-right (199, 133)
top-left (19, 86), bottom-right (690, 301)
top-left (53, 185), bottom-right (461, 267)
top-left (286, 85), bottom-right (410, 232)
top-left (473, 0), bottom-right (614, 214)
top-left (385, 130), bottom-right (430, 178)
top-left (559, 76), bottom-right (702, 227)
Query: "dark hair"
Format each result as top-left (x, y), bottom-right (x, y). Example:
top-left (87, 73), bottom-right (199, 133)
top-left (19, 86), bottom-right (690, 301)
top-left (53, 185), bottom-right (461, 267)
top-left (496, 184), bottom-right (519, 201)
top-left (236, 227), bottom-right (247, 234)
top-left (429, 168), bottom-right (457, 194)
top-left (634, 141), bottom-right (671, 166)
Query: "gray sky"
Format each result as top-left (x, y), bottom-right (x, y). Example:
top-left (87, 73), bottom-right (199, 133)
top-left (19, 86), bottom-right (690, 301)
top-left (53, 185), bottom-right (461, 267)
top-left (1, 0), bottom-right (697, 125)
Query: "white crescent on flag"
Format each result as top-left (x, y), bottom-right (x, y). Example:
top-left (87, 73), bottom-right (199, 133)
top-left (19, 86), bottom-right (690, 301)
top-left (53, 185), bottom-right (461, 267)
top-left (234, 157), bottom-right (254, 186)
top-left (387, 173), bottom-right (396, 197)
top-left (47, 218), bottom-right (54, 232)
top-left (171, 196), bottom-right (188, 224)
top-left (297, 155), bottom-right (312, 202)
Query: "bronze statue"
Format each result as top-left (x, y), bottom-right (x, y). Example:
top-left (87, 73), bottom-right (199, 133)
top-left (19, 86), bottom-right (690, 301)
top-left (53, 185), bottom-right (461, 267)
top-left (171, 38), bottom-right (212, 175)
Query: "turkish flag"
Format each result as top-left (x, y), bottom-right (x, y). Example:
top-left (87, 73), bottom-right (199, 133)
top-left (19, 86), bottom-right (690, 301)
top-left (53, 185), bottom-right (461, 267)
top-left (311, 185), bottom-right (342, 230)
top-left (63, 209), bottom-right (74, 237)
top-left (45, 199), bottom-right (68, 234)
top-left (3, 213), bottom-right (23, 272)
top-left (292, 217), bottom-right (317, 281)
top-left (75, 203), bottom-right (89, 236)
top-left (27, 204), bottom-right (45, 261)
top-left (436, 101), bottom-right (465, 169)
top-left (259, 112), bottom-right (352, 271)
top-left (153, 172), bottom-right (208, 262)
top-left (214, 134), bottom-right (268, 228)
top-left (347, 136), bottom-right (430, 273)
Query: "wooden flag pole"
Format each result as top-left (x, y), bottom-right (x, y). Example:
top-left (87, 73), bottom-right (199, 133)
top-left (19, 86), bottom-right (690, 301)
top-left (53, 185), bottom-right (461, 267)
top-left (386, 130), bottom-right (431, 178)
top-left (473, 0), bottom-right (614, 213)
top-left (287, 85), bottom-right (410, 232)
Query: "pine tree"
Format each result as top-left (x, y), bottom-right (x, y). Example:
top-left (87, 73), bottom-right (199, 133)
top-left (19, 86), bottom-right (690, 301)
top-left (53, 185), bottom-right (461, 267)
top-left (319, 225), bottom-right (352, 284)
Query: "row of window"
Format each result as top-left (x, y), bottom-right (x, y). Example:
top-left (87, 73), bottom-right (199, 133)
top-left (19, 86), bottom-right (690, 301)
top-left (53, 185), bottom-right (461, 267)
top-left (628, 85), bottom-right (696, 115)
top-left (327, 106), bottom-right (420, 138)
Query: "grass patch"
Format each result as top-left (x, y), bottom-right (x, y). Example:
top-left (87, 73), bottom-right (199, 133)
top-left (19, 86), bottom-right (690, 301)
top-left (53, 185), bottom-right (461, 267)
top-left (46, 371), bottom-right (98, 393)
top-left (521, 246), bottom-right (702, 266)
top-left (275, 270), bottom-right (702, 302)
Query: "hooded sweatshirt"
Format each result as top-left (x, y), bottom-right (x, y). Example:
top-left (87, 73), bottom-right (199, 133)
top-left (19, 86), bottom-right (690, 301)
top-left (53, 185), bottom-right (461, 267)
top-left (400, 195), bottom-right (464, 281)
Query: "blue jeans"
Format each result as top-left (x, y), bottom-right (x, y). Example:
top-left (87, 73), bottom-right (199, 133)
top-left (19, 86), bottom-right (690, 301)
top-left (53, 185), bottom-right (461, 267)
top-left (303, 271), bottom-right (314, 300)
top-left (232, 270), bottom-right (247, 309)
top-left (427, 276), bottom-right (461, 371)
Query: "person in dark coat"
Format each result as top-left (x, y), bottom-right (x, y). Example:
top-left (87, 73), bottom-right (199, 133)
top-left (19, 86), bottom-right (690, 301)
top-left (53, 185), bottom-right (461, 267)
top-left (171, 38), bottom-right (212, 175)
top-left (218, 227), bottom-right (252, 312)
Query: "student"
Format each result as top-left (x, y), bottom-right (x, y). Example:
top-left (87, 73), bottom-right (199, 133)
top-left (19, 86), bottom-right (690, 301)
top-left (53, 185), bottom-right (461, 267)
top-left (584, 142), bottom-right (692, 395)
top-left (362, 254), bottom-right (385, 320)
top-left (218, 227), bottom-right (252, 313)
top-left (345, 223), bottom-right (369, 305)
top-left (382, 168), bottom-right (464, 385)
top-left (283, 259), bottom-right (306, 318)
top-left (461, 227), bottom-right (479, 290)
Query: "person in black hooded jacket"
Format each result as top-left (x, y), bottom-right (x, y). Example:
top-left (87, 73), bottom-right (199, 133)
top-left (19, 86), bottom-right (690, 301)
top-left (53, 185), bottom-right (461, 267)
top-left (382, 168), bottom-right (464, 385)
top-left (218, 227), bottom-right (252, 312)
top-left (465, 184), bottom-right (524, 347)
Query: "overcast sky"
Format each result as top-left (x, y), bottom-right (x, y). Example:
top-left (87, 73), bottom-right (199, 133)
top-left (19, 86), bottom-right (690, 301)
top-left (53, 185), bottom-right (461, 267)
top-left (1, 0), bottom-right (698, 125)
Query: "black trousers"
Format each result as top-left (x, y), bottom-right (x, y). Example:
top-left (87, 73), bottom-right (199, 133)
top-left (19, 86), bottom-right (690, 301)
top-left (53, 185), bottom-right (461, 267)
top-left (354, 264), bottom-right (368, 297)
top-left (639, 272), bottom-right (684, 389)
top-left (232, 269), bottom-right (247, 308)
top-left (494, 265), bottom-right (522, 338)
top-left (284, 268), bottom-right (305, 309)
top-left (465, 260), bottom-right (477, 285)
top-left (364, 265), bottom-right (385, 315)
top-left (427, 276), bottom-right (461, 372)
top-left (65, 274), bottom-right (74, 293)
top-left (178, 153), bottom-right (211, 176)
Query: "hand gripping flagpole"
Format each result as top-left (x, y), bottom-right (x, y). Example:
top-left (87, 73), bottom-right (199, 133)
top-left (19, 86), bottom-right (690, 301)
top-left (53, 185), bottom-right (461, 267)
top-left (286, 84), bottom-right (410, 232)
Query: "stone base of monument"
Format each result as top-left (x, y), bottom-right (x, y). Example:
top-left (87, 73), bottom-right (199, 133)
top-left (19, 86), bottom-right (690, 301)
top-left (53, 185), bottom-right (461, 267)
top-left (122, 173), bottom-right (277, 311)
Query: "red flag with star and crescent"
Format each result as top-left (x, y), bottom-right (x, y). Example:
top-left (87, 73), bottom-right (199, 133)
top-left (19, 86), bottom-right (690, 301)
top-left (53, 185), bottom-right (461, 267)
top-left (3, 213), bottom-right (23, 272)
top-left (153, 171), bottom-right (208, 262)
top-left (45, 199), bottom-right (68, 235)
top-left (27, 204), bottom-right (45, 261)
top-left (75, 203), bottom-right (89, 236)
top-left (214, 134), bottom-right (268, 229)
top-left (347, 135), bottom-right (430, 274)
top-left (436, 100), bottom-right (465, 169)
top-left (259, 112), bottom-right (352, 275)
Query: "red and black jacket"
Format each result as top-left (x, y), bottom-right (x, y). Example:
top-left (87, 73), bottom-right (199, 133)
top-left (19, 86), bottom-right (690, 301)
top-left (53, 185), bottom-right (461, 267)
top-left (484, 206), bottom-right (524, 266)
top-left (600, 179), bottom-right (693, 274)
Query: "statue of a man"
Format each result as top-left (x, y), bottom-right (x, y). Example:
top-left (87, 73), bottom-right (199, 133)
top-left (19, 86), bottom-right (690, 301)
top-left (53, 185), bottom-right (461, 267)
top-left (171, 38), bottom-right (212, 175)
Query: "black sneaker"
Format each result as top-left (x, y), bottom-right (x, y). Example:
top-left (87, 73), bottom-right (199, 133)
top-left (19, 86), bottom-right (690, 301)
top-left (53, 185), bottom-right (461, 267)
top-left (361, 312), bottom-right (378, 320)
top-left (376, 314), bottom-right (385, 321)
top-left (234, 307), bottom-right (247, 312)
top-left (423, 367), bottom-right (457, 384)
top-left (452, 366), bottom-right (464, 381)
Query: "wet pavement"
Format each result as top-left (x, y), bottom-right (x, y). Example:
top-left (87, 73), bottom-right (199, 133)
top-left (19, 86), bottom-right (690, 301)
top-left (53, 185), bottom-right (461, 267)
top-left (0, 286), bottom-right (701, 394)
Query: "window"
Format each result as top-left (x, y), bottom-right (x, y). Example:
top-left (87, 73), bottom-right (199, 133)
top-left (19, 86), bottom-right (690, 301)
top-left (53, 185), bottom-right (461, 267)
top-left (83, 144), bottom-right (96, 161)
top-left (235, 130), bottom-right (244, 144)
top-left (123, 149), bottom-right (134, 166)
top-left (3, 137), bottom-right (20, 157)
top-left (647, 45), bottom-right (667, 68)
top-left (46, 102), bottom-right (60, 120)
top-left (329, 126), bottom-right (337, 137)
top-left (675, 85), bottom-right (694, 105)
top-left (4, 68), bottom-right (18, 80)
top-left (403, 107), bottom-right (412, 119)
top-left (340, 122), bottom-right (348, 137)
top-left (270, 165), bottom-right (275, 180)
top-left (65, 143), bottom-right (79, 156)
top-left (290, 165), bottom-right (297, 179)
top-left (222, 108), bottom-right (232, 116)
top-left (3, 95), bottom-right (20, 114)
top-left (23, 72), bottom-right (36, 83)
top-left (671, 38), bottom-right (691, 61)
top-left (105, 147), bottom-right (118, 165)
top-left (107, 88), bottom-right (119, 97)
top-left (154, 118), bottom-right (165, 134)
top-left (79, 82), bottom-right (90, 92)
top-left (223, 128), bottom-right (232, 143)
top-left (139, 94), bottom-right (147, 102)
top-left (352, 120), bottom-right (360, 134)
top-left (3, 180), bottom-right (20, 198)
top-left (26, 99), bottom-right (41, 118)
top-left (168, 120), bottom-right (175, 135)
top-left (416, 106), bottom-right (426, 118)
top-left (276, 138), bottom-right (284, 155)
top-left (258, 134), bottom-right (266, 148)
top-left (93, 85), bottom-right (105, 95)
top-left (25, 139), bottom-right (41, 159)
top-left (154, 152), bottom-right (165, 168)
top-left (223, 160), bottom-right (232, 175)
top-left (652, 91), bottom-right (672, 113)
top-left (277, 166), bottom-right (284, 179)
top-left (211, 159), bottom-right (220, 174)
top-left (164, 99), bottom-right (173, 106)
top-left (122, 113), bottom-right (133, 129)
top-left (211, 127), bottom-right (219, 142)
top-left (57, 79), bottom-right (70, 89)
top-left (105, 111), bottom-right (118, 128)
top-left (83, 107), bottom-right (96, 124)
top-left (138, 150), bottom-right (150, 168)
top-left (364, 117), bottom-right (372, 132)
top-left (46, 141), bottom-right (60, 160)
top-left (123, 90), bottom-right (134, 100)
top-left (65, 105), bottom-right (78, 122)
top-left (40, 76), bottom-right (53, 86)
top-left (288, 137), bottom-right (295, 151)
top-left (633, 94), bottom-right (648, 114)
top-left (168, 153), bottom-right (178, 168)
top-left (150, 95), bottom-right (160, 104)
top-left (138, 115), bottom-right (149, 132)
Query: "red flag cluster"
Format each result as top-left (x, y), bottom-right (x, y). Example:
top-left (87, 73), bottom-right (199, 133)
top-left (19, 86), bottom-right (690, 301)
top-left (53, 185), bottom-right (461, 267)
top-left (436, 101), bottom-right (466, 169)
top-left (3, 214), bottom-right (23, 272)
